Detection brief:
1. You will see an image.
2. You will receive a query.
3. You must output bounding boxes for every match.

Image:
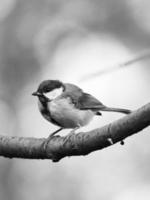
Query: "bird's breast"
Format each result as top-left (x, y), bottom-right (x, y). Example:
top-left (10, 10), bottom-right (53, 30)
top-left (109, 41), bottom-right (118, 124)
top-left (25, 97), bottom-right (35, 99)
top-left (48, 98), bottom-right (95, 128)
top-left (38, 99), bottom-right (52, 122)
top-left (38, 99), bottom-right (60, 126)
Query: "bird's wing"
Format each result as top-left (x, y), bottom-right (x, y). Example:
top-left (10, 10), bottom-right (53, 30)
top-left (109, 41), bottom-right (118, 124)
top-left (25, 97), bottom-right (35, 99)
top-left (77, 93), bottom-right (105, 111)
top-left (61, 83), bottom-right (83, 104)
top-left (62, 83), bottom-right (105, 111)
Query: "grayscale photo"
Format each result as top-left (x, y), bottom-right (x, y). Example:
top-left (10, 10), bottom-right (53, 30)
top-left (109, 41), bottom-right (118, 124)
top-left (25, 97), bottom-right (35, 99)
top-left (0, 0), bottom-right (150, 200)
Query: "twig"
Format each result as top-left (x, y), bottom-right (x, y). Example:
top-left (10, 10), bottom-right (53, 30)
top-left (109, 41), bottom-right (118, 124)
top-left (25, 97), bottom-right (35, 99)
top-left (0, 103), bottom-right (150, 162)
top-left (80, 49), bottom-right (150, 82)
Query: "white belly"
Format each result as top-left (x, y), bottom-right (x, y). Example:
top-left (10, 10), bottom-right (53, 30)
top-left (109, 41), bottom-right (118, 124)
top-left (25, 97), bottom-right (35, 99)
top-left (48, 98), bottom-right (95, 128)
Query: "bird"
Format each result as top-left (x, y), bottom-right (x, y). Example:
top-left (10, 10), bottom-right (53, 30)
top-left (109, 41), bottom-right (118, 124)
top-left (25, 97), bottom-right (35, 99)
top-left (32, 80), bottom-right (131, 147)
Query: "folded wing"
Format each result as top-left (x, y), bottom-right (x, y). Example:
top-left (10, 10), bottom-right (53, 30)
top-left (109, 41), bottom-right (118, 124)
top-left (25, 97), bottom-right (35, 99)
top-left (77, 93), bottom-right (105, 111)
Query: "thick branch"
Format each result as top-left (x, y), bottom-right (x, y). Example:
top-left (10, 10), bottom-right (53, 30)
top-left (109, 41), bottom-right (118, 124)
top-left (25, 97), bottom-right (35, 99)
top-left (0, 103), bottom-right (150, 162)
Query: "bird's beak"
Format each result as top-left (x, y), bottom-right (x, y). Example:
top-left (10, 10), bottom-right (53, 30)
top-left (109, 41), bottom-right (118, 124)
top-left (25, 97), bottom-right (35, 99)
top-left (32, 91), bottom-right (42, 97)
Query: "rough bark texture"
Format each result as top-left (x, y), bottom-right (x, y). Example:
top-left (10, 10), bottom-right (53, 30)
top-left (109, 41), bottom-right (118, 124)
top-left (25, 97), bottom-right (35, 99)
top-left (0, 103), bottom-right (150, 162)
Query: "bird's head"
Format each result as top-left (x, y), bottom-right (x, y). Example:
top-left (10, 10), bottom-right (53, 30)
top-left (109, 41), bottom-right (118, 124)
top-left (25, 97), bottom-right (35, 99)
top-left (32, 80), bottom-right (64, 101)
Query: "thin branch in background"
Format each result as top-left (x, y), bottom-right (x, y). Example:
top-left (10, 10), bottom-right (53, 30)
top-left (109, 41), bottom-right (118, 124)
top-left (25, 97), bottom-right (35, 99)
top-left (80, 49), bottom-right (150, 82)
top-left (0, 102), bottom-right (149, 162)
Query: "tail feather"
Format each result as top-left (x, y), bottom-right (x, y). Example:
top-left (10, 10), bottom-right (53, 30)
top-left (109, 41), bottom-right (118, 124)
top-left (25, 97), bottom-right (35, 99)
top-left (100, 107), bottom-right (131, 114)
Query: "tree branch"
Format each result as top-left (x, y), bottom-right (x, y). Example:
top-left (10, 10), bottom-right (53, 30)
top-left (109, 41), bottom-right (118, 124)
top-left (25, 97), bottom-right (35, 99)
top-left (0, 103), bottom-right (150, 162)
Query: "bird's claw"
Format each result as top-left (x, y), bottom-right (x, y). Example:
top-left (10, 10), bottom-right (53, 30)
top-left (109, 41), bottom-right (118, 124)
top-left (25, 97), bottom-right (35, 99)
top-left (42, 128), bottom-right (63, 151)
top-left (63, 126), bottom-right (80, 145)
top-left (63, 130), bottom-right (76, 145)
top-left (42, 136), bottom-right (53, 151)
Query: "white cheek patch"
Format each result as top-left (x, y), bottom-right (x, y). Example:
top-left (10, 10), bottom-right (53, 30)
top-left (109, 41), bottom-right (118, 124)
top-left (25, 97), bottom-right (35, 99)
top-left (44, 87), bottom-right (63, 100)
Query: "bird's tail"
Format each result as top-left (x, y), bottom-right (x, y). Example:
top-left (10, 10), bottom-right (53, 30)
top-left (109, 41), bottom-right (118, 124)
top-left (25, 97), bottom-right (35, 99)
top-left (100, 107), bottom-right (131, 114)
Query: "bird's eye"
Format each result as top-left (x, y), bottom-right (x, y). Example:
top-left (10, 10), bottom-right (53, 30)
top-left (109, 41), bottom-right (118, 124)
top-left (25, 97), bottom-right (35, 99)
top-left (44, 87), bottom-right (63, 100)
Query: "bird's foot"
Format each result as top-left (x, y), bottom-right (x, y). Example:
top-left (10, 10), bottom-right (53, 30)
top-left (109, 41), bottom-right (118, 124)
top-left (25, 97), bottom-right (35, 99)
top-left (42, 128), bottom-right (63, 151)
top-left (42, 136), bottom-right (53, 152)
top-left (63, 127), bottom-right (79, 145)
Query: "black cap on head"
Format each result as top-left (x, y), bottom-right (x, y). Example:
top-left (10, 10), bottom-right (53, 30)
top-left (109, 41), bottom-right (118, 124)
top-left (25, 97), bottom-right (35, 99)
top-left (37, 80), bottom-right (64, 94)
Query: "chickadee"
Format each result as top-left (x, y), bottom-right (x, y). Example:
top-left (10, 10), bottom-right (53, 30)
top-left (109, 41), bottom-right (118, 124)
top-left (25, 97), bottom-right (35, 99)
top-left (32, 80), bottom-right (131, 146)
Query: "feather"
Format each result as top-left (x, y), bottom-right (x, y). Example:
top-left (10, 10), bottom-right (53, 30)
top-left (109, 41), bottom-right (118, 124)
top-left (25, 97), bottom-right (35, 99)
top-left (77, 93), bottom-right (105, 110)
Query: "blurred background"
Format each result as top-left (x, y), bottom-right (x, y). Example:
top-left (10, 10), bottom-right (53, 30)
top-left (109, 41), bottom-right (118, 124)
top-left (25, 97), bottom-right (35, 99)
top-left (0, 0), bottom-right (150, 199)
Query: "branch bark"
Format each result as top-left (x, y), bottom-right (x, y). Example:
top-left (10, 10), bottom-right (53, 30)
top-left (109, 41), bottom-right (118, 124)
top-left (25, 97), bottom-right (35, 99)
top-left (0, 103), bottom-right (150, 162)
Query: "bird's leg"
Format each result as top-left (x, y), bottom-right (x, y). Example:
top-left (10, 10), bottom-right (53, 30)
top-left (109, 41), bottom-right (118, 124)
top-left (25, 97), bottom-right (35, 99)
top-left (63, 126), bottom-right (80, 145)
top-left (42, 127), bottom-right (63, 151)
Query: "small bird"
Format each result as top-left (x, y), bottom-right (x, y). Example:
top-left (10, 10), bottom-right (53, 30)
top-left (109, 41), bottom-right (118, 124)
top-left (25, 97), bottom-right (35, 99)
top-left (32, 80), bottom-right (131, 147)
